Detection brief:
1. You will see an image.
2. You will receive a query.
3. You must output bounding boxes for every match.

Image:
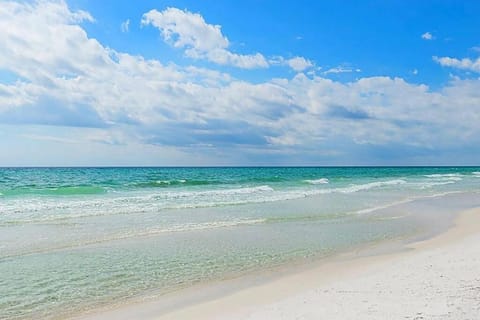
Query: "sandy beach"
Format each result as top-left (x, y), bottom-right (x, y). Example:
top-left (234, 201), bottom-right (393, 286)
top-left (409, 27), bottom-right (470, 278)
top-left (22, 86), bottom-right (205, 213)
top-left (77, 206), bottom-right (480, 320)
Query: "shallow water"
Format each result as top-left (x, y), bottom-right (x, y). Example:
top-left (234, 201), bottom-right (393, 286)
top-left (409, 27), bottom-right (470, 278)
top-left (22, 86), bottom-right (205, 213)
top-left (1, 167), bottom-right (479, 319)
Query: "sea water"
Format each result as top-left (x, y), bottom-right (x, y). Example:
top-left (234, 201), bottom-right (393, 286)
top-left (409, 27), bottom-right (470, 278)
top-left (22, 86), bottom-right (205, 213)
top-left (1, 167), bottom-right (479, 319)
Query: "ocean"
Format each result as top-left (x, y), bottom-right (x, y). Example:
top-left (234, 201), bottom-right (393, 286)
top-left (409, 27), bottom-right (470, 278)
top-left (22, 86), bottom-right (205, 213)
top-left (1, 167), bottom-right (479, 319)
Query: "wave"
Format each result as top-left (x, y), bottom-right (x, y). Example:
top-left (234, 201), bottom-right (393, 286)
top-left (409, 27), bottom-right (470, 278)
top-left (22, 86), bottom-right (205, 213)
top-left (152, 185), bottom-right (274, 200)
top-left (333, 179), bottom-right (406, 194)
top-left (420, 174), bottom-right (463, 188)
top-left (0, 180), bottom-right (411, 224)
top-left (417, 181), bottom-right (457, 189)
top-left (294, 179), bottom-right (407, 197)
top-left (424, 173), bottom-right (463, 177)
top-left (203, 185), bottom-right (274, 195)
top-left (424, 173), bottom-right (463, 181)
top-left (6, 177), bottom-right (468, 226)
top-left (0, 185), bottom-right (277, 223)
top-left (304, 178), bottom-right (329, 185)
top-left (129, 179), bottom-right (212, 188)
top-left (157, 182), bottom-right (412, 209)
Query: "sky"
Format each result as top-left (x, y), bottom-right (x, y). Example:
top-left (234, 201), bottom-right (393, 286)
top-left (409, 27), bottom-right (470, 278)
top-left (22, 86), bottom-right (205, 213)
top-left (0, 0), bottom-right (479, 166)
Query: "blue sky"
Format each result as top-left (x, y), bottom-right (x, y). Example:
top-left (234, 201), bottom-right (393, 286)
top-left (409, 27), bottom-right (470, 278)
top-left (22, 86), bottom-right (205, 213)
top-left (0, 0), bottom-right (479, 166)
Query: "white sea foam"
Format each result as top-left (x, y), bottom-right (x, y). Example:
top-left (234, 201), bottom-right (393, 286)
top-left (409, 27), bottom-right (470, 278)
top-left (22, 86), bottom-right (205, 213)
top-left (424, 173), bottom-right (463, 181)
top-left (153, 185), bottom-right (274, 200)
top-left (203, 185), bottom-right (274, 195)
top-left (304, 178), bottom-right (329, 185)
top-left (5, 179), bottom-right (440, 224)
top-left (335, 179), bottom-right (407, 194)
top-left (298, 179), bottom-right (408, 198)
top-left (3, 177), bottom-right (469, 226)
top-left (420, 174), bottom-right (463, 188)
top-left (418, 181), bottom-right (456, 189)
top-left (424, 173), bottom-right (462, 177)
top-left (1, 180), bottom-right (410, 224)
top-left (155, 179), bottom-right (187, 184)
top-left (0, 186), bottom-right (277, 223)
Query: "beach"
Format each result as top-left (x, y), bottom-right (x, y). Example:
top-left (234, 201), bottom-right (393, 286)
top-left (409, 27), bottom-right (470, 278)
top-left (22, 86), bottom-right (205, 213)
top-left (4, 0), bottom-right (480, 318)
top-left (78, 206), bottom-right (480, 320)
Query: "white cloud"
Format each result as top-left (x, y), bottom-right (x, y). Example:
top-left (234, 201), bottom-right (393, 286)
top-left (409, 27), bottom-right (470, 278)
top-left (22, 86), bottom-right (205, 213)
top-left (433, 56), bottom-right (480, 73)
top-left (269, 56), bottom-right (313, 72)
top-left (323, 66), bottom-right (361, 74)
top-left (141, 8), bottom-right (268, 69)
top-left (421, 32), bottom-right (433, 40)
top-left (286, 57), bottom-right (313, 72)
top-left (412, 69), bottom-right (418, 75)
top-left (121, 19), bottom-right (130, 32)
top-left (1, 1), bottom-right (480, 164)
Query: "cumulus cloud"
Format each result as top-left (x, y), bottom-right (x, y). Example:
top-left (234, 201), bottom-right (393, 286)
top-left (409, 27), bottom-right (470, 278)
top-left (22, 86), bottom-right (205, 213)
top-left (433, 55), bottom-right (480, 73)
top-left (141, 7), bottom-right (268, 69)
top-left (1, 1), bottom-right (480, 164)
top-left (286, 57), bottom-right (313, 72)
top-left (421, 32), bottom-right (433, 40)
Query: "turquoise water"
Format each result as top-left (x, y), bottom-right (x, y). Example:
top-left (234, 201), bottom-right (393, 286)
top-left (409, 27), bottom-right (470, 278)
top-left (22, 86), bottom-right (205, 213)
top-left (1, 167), bottom-right (480, 319)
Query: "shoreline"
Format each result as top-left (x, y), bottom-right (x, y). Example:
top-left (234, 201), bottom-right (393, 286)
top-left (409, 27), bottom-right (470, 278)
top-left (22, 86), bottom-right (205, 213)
top-left (74, 200), bottom-right (480, 319)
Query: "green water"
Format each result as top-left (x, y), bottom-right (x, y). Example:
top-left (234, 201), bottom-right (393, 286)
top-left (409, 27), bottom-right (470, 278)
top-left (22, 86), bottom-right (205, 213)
top-left (1, 167), bottom-right (479, 319)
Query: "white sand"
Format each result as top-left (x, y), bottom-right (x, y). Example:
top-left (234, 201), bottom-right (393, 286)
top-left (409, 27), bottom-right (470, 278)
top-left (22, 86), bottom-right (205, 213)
top-left (78, 207), bottom-right (480, 320)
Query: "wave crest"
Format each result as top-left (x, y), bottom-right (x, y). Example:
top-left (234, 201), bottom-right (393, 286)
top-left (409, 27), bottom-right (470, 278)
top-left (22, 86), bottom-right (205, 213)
top-left (304, 178), bottom-right (329, 185)
top-left (424, 174), bottom-right (463, 181)
top-left (335, 179), bottom-right (407, 194)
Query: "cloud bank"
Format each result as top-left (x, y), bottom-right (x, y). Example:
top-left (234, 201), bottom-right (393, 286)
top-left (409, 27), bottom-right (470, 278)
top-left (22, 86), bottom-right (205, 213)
top-left (0, 1), bottom-right (479, 165)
